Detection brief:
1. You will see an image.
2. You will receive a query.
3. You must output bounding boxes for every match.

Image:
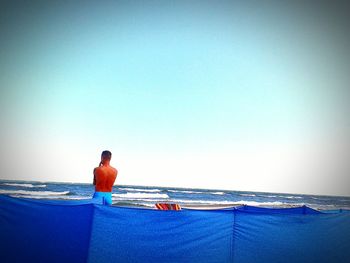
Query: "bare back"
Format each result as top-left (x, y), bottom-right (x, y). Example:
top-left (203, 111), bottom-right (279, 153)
top-left (94, 165), bottom-right (117, 192)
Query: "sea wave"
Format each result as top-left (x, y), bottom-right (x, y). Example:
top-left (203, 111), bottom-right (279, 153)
top-left (280, 195), bottom-right (303, 199)
top-left (169, 199), bottom-right (236, 205)
top-left (233, 200), bottom-right (286, 206)
top-left (112, 192), bottom-right (169, 199)
top-left (311, 197), bottom-right (332, 201)
top-left (212, 192), bottom-right (226, 195)
top-left (10, 195), bottom-right (88, 200)
top-left (119, 187), bottom-right (162, 193)
top-left (339, 199), bottom-right (350, 202)
top-left (168, 190), bottom-right (204, 194)
top-left (170, 198), bottom-right (288, 207)
top-left (239, 194), bottom-right (256, 197)
top-left (0, 189), bottom-right (70, 196)
top-left (2, 183), bottom-right (47, 188)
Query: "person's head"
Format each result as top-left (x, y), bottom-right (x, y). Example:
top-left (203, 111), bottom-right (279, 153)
top-left (101, 150), bottom-right (112, 164)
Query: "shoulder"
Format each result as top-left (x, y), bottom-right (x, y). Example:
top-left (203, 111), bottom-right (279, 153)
top-left (111, 166), bottom-right (118, 175)
top-left (94, 166), bottom-right (102, 174)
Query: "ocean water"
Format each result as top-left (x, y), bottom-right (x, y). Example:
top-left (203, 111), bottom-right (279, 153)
top-left (1, 179), bottom-right (350, 210)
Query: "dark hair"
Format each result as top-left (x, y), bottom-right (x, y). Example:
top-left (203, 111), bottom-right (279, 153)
top-left (101, 150), bottom-right (112, 160)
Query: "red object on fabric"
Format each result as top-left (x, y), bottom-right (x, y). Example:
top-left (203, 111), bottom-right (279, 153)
top-left (155, 203), bottom-right (181, 210)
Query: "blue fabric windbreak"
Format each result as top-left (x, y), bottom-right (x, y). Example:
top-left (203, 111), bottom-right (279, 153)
top-left (1, 195), bottom-right (350, 263)
top-left (87, 205), bottom-right (234, 263)
top-left (0, 195), bottom-right (94, 263)
top-left (233, 208), bottom-right (350, 263)
top-left (236, 205), bottom-right (321, 214)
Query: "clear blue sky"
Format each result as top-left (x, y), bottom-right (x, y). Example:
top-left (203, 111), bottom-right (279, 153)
top-left (1, 1), bottom-right (349, 196)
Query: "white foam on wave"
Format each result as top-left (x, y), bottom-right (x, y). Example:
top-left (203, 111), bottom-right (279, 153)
top-left (112, 192), bottom-right (169, 199)
top-left (279, 195), bottom-right (303, 199)
top-left (212, 192), bottom-right (226, 195)
top-left (119, 187), bottom-right (161, 193)
top-left (239, 193), bottom-right (256, 197)
top-left (233, 200), bottom-right (286, 206)
top-left (2, 183), bottom-right (47, 188)
top-left (168, 190), bottom-right (204, 194)
top-left (0, 189), bottom-right (70, 196)
top-left (170, 198), bottom-right (287, 207)
top-left (11, 195), bottom-right (88, 200)
top-left (170, 199), bottom-right (235, 205)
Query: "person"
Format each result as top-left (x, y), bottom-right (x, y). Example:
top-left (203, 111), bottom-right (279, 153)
top-left (93, 150), bottom-right (118, 205)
